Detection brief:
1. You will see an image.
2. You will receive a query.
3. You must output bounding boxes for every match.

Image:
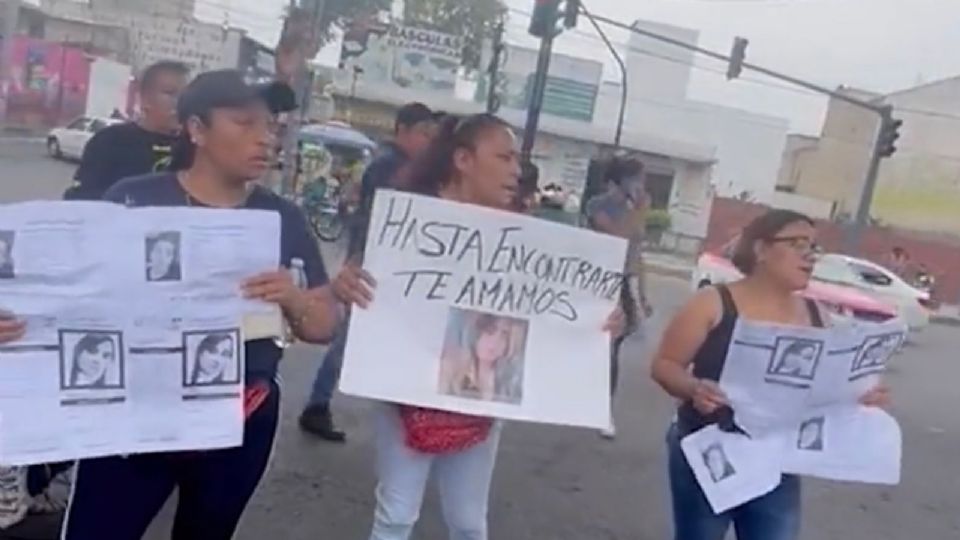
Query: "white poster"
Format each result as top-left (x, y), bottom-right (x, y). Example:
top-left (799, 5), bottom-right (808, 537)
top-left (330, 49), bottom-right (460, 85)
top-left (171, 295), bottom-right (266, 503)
top-left (682, 318), bottom-right (906, 513)
top-left (680, 425), bottom-right (784, 514)
top-left (340, 192), bottom-right (627, 428)
top-left (0, 201), bottom-right (281, 465)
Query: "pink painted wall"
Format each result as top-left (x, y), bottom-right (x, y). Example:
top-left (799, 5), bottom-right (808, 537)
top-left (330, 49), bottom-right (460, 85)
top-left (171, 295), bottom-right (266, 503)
top-left (3, 36), bottom-right (91, 127)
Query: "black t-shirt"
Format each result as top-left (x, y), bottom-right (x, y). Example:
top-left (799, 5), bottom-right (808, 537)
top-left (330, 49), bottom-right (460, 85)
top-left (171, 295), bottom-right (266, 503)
top-left (103, 173), bottom-right (330, 382)
top-left (70, 123), bottom-right (176, 201)
top-left (347, 142), bottom-right (409, 258)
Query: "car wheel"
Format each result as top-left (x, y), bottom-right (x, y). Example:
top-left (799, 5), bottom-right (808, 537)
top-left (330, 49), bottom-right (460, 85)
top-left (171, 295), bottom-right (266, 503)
top-left (697, 279), bottom-right (712, 289)
top-left (47, 138), bottom-right (62, 158)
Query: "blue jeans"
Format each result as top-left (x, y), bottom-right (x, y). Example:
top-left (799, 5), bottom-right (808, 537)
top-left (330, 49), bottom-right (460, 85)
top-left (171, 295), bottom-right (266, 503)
top-left (666, 424), bottom-right (801, 540)
top-left (369, 405), bottom-right (501, 540)
top-left (306, 323), bottom-right (347, 408)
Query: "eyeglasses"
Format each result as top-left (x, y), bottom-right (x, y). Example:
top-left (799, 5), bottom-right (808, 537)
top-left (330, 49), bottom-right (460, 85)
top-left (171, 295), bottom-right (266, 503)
top-left (767, 236), bottom-right (820, 255)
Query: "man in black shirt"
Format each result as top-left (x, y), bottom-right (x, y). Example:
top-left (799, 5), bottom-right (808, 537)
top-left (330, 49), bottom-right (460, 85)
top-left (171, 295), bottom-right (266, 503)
top-left (299, 102), bottom-right (438, 441)
top-left (65, 61), bottom-right (189, 200)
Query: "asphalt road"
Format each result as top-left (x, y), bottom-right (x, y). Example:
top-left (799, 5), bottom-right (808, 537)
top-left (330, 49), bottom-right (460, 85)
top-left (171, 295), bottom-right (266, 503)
top-left (4, 145), bottom-right (960, 539)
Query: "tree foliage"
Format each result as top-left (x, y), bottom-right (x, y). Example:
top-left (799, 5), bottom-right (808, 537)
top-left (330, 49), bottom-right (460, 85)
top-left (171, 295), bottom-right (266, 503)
top-left (283, 0), bottom-right (506, 71)
top-left (321, 0), bottom-right (392, 45)
top-left (402, 0), bottom-right (508, 71)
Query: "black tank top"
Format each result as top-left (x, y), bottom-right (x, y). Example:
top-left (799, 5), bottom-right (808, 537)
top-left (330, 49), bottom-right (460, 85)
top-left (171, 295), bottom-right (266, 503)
top-left (676, 284), bottom-right (824, 435)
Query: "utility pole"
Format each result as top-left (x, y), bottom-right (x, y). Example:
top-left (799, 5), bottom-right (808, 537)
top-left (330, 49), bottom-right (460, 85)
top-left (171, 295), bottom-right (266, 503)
top-left (486, 20), bottom-right (505, 114)
top-left (579, 1), bottom-right (624, 148)
top-left (279, 0), bottom-right (325, 197)
top-left (520, 37), bottom-right (553, 164)
top-left (521, 1), bottom-right (562, 164)
top-left (847, 105), bottom-right (902, 253)
top-left (0, 0), bottom-right (21, 127)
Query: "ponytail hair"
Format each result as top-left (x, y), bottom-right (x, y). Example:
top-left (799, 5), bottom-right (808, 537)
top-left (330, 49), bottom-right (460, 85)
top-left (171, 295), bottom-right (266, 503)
top-left (406, 113), bottom-right (511, 197)
top-left (168, 132), bottom-right (195, 171)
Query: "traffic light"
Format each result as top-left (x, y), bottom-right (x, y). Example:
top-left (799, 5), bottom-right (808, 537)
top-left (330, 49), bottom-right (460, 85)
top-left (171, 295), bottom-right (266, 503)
top-left (727, 37), bottom-right (749, 80)
top-left (563, 0), bottom-right (581, 29)
top-left (529, 0), bottom-right (561, 38)
top-left (878, 114), bottom-right (903, 158)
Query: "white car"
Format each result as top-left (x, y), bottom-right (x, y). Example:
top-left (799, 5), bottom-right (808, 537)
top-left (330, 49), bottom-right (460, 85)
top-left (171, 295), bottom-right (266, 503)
top-left (47, 117), bottom-right (122, 160)
top-left (812, 254), bottom-right (932, 331)
top-left (694, 249), bottom-right (898, 324)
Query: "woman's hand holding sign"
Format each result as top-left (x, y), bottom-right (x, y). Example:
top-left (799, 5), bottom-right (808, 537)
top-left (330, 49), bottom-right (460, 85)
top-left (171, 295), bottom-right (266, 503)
top-left (0, 309), bottom-right (25, 344)
top-left (690, 379), bottom-right (729, 416)
top-left (603, 307), bottom-right (627, 338)
top-left (333, 259), bottom-right (376, 309)
top-left (242, 269), bottom-right (342, 345)
top-left (243, 270), bottom-right (299, 308)
top-left (859, 383), bottom-right (891, 409)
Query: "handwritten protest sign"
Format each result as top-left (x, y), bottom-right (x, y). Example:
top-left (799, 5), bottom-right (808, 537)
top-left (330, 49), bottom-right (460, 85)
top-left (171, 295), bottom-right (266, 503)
top-left (340, 192), bottom-right (627, 428)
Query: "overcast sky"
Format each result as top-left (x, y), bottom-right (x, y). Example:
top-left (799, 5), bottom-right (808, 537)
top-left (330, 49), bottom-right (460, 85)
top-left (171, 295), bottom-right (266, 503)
top-left (195, 0), bottom-right (960, 134)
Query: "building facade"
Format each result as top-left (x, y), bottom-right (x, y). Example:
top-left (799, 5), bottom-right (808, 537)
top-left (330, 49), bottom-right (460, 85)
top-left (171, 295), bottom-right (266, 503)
top-left (91, 0), bottom-right (197, 20)
top-left (40, 0), bottom-right (243, 73)
top-left (591, 18), bottom-right (791, 206)
top-left (778, 79), bottom-right (960, 236)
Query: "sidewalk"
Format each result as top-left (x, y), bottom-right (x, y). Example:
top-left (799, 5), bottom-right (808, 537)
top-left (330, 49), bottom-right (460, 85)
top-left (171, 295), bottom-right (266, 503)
top-left (932, 305), bottom-right (960, 326)
top-left (643, 251), bottom-right (695, 281)
top-left (0, 126), bottom-right (45, 143)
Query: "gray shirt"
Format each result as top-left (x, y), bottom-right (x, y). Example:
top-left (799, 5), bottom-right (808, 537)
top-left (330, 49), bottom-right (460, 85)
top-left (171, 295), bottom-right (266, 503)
top-left (585, 191), bottom-right (645, 274)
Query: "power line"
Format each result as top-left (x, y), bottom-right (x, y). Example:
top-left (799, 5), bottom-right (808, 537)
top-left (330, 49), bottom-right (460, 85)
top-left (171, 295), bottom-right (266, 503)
top-left (895, 107), bottom-right (960, 122)
top-left (509, 5), bottom-right (960, 125)
top-left (505, 7), bottom-right (827, 100)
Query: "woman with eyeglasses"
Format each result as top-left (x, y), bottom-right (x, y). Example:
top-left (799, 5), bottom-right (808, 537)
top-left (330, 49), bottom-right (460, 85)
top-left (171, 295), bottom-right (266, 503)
top-left (650, 209), bottom-right (890, 540)
top-left (333, 114), bottom-right (624, 540)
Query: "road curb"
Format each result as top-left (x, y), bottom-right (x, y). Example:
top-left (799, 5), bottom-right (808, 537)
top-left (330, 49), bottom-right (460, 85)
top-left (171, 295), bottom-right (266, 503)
top-left (931, 316), bottom-right (960, 327)
top-left (646, 262), bottom-right (693, 281)
top-left (0, 136), bottom-right (45, 144)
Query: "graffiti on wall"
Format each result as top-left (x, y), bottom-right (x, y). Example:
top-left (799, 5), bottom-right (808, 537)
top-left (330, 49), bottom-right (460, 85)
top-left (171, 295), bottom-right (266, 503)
top-left (2, 37), bottom-right (91, 128)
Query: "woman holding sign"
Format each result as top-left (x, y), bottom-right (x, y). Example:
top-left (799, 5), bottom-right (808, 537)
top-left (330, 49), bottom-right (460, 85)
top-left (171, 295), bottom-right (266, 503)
top-left (334, 113), bottom-right (625, 540)
top-left (55, 70), bottom-right (344, 540)
top-left (650, 209), bottom-right (890, 540)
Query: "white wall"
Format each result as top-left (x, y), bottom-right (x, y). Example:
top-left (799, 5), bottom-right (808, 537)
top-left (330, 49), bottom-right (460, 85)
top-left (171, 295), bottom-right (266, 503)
top-left (593, 18), bottom-right (790, 206)
top-left (85, 57), bottom-right (132, 118)
top-left (770, 191), bottom-right (834, 220)
top-left (43, 0), bottom-right (240, 73)
top-left (668, 160), bottom-right (714, 239)
top-left (627, 20), bottom-right (698, 102)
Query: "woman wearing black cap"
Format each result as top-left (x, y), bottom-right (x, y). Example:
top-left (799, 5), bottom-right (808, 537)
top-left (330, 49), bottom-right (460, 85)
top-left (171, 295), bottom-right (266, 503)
top-left (60, 70), bottom-right (342, 540)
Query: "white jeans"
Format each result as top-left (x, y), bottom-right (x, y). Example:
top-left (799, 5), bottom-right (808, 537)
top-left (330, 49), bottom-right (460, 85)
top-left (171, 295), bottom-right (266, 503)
top-left (369, 405), bottom-right (502, 540)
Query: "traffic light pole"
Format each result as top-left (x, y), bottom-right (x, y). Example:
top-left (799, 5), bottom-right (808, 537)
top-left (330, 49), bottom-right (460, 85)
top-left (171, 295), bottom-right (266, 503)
top-left (580, 2), bottom-right (625, 148)
top-left (486, 21), bottom-right (505, 114)
top-left (589, 11), bottom-right (903, 254)
top-left (846, 105), bottom-right (893, 253)
top-left (521, 29), bottom-right (556, 164)
top-left (589, 12), bottom-right (886, 116)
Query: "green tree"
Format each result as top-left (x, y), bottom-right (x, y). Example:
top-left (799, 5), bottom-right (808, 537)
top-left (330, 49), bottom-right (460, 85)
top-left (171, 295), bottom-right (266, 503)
top-left (320, 0), bottom-right (392, 45)
top-left (276, 0), bottom-right (389, 79)
top-left (402, 0), bottom-right (508, 71)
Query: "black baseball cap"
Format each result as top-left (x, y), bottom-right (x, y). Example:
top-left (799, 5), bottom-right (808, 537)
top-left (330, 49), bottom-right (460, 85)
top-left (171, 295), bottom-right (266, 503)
top-left (395, 102), bottom-right (435, 131)
top-left (176, 69), bottom-right (297, 123)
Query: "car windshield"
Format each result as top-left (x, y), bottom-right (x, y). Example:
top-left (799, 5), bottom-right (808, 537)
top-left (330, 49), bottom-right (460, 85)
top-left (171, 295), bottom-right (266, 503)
top-left (813, 257), bottom-right (855, 283)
